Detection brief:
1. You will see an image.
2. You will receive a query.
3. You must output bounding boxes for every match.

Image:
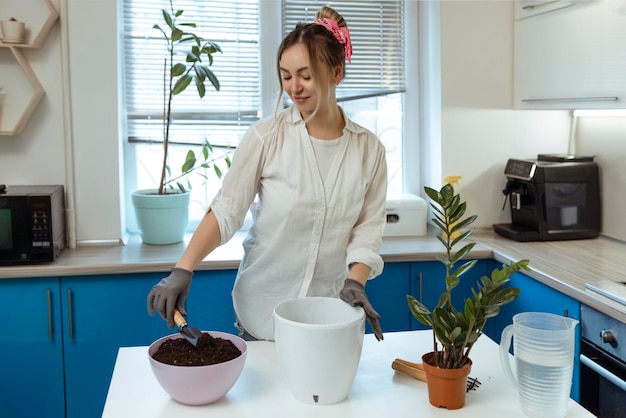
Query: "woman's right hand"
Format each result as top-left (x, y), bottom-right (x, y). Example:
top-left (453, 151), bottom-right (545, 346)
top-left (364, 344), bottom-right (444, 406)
top-left (147, 268), bottom-right (193, 328)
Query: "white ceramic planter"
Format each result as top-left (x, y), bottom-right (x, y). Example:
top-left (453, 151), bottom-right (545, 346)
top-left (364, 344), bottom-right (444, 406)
top-left (1, 20), bottom-right (25, 43)
top-left (131, 189), bottom-right (190, 245)
top-left (273, 297), bottom-right (365, 405)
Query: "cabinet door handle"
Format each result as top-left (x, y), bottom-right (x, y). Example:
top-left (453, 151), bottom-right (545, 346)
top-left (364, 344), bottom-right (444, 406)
top-left (418, 272), bottom-right (423, 302)
top-left (67, 288), bottom-right (74, 340)
top-left (47, 288), bottom-right (53, 341)
top-left (521, 97), bottom-right (619, 103)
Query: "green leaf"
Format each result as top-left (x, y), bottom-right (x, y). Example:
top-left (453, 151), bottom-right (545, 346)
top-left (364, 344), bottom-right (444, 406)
top-left (450, 215), bottom-right (477, 234)
top-left (445, 274), bottom-right (460, 291)
top-left (448, 196), bottom-right (462, 219)
top-left (435, 254), bottom-right (451, 267)
top-left (440, 183), bottom-right (454, 203)
top-left (178, 35), bottom-right (195, 44)
top-left (449, 243), bottom-right (476, 264)
top-left (186, 52), bottom-right (199, 63)
top-left (194, 65), bottom-right (206, 82)
top-left (429, 202), bottom-right (445, 219)
top-left (432, 218), bottom-right (447, 235)
top-left (195, 77), bottom-right (206, 98)
top-left (435, 292), bottom-right (450, 309)
top-left (205, 69), bottom-right (220, 91)
top-left (451, 259), bottom-right (477, 278)
top-left (172, 63), bottom-right (186, 77)
top-left (161, 9), bottom-right (173, 29)
top-left (424, 186), bottom-right (441, 204)
top-left (435, 235), bottom-right (449, 250)
top-left (450, 229), bottom-right (474, 248)
top-left (407, 295), bottom-right (433, 327)
top-left (153, 24), bottom-right (167, 38)
top-left (172, 27), bottom-right (183, 42)
top-left (202, 144), bottom-right (210, 160)
top-left (181, 150), bottom-right (196, 173)
top-left (172, 75), bottom-right (192, 95)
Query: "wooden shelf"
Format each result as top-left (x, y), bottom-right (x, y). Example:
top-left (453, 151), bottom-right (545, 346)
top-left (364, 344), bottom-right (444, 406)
top-left (0, 0), bottom-right (58, 49)
top-left (0, 48), bottom-right (45, 136)
top-left (0, 0), bottom-right (58, 136)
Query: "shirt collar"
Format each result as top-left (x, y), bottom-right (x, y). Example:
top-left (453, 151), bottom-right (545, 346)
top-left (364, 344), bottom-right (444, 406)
top-left (285, 105), bottom-right (366, 135)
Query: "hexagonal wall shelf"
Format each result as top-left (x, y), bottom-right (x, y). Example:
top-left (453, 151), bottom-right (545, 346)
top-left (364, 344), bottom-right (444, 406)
top-left (0, 0), bottom-right (58, 136)
top-left (0, 48), bottom-right (45, 135)
top-left (0, 0), bottom-right (59, 48)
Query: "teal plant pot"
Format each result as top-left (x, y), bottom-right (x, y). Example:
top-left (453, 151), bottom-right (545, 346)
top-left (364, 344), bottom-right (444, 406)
top-left (131, 189), bottom-right (190, 245)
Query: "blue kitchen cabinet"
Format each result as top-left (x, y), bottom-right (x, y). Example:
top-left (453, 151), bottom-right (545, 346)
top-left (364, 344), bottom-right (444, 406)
top-left (188, 265), bottom-right (412, 337)
top-left (61, 272), bottom-right (172, 418)
top-left (409, 260), bottom-right (491, 330)
top-left (0, 277), bottom-right (65, 418)
top-left (364, 262), bottom-right (412, 333)
top-left (60, 269), bottom-right (239, 418)
top-left (483, 268), bottom-right (581, 402)
top-left (183, 269), bottom-right (239, 333)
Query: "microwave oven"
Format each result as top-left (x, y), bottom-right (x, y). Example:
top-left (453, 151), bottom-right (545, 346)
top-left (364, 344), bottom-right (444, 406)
top-left (0, 185), bottom-right (66, 265)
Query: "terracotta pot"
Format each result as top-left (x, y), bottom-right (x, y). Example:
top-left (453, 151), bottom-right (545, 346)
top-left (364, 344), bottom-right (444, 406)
top-left (421, 351), bottom-right (472, 410)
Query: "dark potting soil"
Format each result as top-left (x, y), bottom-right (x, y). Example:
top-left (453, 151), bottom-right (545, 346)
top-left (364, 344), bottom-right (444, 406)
top-left (152, 333), bottom-right (242, 366)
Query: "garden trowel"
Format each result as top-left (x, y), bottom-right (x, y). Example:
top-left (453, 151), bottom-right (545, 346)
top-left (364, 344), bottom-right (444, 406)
top-left (173, 308), bottom-right (203, 347)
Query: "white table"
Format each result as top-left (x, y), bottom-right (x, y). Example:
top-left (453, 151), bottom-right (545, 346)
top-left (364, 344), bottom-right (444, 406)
top-left (102, 330), bottom-right (594, 417)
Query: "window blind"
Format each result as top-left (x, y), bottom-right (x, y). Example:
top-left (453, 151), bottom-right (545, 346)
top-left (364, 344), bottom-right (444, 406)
top-left (122, 0), bottom-right (260, 146)
top-left (122, 0), bottom-right (404, 146)
top-left (282, 0), bottom-right (405, 102)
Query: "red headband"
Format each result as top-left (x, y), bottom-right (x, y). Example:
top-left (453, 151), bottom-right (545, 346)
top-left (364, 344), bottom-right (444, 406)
top-left (315, 18), bottom-right (352, 63)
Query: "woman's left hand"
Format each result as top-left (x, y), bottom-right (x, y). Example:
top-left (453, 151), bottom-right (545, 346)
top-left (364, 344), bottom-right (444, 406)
top-left (340, 279), bottom-right (383, 341)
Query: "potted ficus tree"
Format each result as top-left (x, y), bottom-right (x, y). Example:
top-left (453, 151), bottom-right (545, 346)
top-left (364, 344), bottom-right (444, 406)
top-left (407, 182), bottom-right (529, 409)
top-left (131, 0), bottom-right (231, 245)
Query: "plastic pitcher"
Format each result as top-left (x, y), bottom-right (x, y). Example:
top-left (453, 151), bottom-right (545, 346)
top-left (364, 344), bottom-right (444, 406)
top-left (273, 297), bottom-right (365, 405)
top-left (500, 312), bottom-right (579, 418)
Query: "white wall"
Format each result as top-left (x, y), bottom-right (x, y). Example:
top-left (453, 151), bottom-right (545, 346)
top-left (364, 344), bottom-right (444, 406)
top-left (0, 0), bottom-right (122, 245)
top-left (0, 8), bottom-right (66, 186)
top-left (439, 1), bottom-right (626, 241)
top-left (64, 0), bottom-right (122, 244)
top-left (1, 0), bottom-right (624, 244)
top-left (439, 1), bottom-right (572, 229)
top-left (576, 116), bottom-right (626, 241)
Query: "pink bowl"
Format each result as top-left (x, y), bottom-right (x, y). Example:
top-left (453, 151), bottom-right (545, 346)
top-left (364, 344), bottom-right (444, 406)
top-left (148, 331), bottom-right (248, 405)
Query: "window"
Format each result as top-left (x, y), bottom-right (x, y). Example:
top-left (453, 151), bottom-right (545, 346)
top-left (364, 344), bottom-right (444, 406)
top-left (122, 0), bottom-right (409, 232)
top-left (282, 1), bottom-right (406, 195)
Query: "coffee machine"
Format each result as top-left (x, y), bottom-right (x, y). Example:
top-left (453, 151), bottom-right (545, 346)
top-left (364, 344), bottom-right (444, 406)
top-left (493, 154), bottom-right (600, 242)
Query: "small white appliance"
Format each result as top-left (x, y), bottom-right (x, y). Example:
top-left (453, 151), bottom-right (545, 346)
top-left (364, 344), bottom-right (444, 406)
top-left (384, 193), bottom-right (427, 237)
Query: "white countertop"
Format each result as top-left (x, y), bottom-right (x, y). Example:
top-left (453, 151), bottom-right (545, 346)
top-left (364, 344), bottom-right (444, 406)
top-left (102, 330), bottom-right (593, 418)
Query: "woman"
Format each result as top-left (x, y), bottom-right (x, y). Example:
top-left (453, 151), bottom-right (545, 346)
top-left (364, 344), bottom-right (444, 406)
top-left (147, 6), bottom-right (387, 341)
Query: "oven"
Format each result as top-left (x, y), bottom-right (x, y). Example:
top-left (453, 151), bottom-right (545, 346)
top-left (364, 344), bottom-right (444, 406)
top-left (579, 304), bottom-right (626, 417)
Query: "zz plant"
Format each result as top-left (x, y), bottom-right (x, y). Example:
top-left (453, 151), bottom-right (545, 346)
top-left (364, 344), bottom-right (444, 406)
top-left (408, 183), bottom-right (529, 369)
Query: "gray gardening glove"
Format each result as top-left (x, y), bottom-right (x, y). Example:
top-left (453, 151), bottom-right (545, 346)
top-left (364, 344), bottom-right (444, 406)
top-left (340, 278), bottom-right (384, 341)
top-left (147, 267), bottom-right (193, 328)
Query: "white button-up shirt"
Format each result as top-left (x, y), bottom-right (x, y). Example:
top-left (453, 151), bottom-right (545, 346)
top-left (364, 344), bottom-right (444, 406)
top-left (210, 106), bottom-right (387, 340)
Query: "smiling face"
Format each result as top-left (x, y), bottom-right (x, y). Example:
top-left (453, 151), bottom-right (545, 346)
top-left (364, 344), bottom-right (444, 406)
top-left (280, 43), bottom-right (340, 121)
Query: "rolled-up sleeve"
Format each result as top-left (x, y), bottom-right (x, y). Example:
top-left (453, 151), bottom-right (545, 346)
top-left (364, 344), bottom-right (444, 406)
top-left (346, 131), bottom-right (387, 279)
top-left (210, 125), bottom-right (266, 244)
